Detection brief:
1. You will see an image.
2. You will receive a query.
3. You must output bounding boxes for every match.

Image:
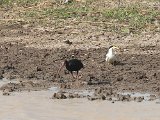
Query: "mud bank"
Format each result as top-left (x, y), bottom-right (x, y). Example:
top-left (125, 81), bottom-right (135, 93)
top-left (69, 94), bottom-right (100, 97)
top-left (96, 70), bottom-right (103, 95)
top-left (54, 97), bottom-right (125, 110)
top-left (0, 42), bottom-right (160, 96)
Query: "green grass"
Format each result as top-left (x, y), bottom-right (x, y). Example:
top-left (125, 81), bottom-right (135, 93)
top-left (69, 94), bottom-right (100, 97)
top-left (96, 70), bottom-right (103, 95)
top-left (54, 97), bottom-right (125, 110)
top-left (0, 0), bottom-right (12, 5)
top-left (21, 2), bottom-right (92, 20)
top-left (103, 6), bottom-right (159, 29)
top-left (1, 0), bottom-right (160, 34)
top-left (22, 3), bottom-right (159, 33)
top-left (0, 0), bottom-right (40, 7)
top-left (43, 7), bottom-right (90, 19)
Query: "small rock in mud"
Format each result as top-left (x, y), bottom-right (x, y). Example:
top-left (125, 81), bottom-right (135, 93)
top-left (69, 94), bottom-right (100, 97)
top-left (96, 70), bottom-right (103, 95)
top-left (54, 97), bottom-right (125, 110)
top-left (94, 87), bottom-right (103, 95)
top-left (87, 96), bottom-right (99, 101)
top-left (3, 73), bottom-right (17, 80)
top-left (60, 83), bottom-right (71, 89)
top-left (67, 93), bottom-right (81, 99)
top-left (64, 40), bottom-right (72, 45)
top-left (87, 93), bottom-right (107, 101)
top-left (20, 81), bottom-right (34, 87)
top-left (117, 94), bottom-right (132, 102)
top-left (101, 94), bottom-right (106, 100)
top-left (67, 93), bottom-right (75, 98)
top-left (134, 97), bottom-right (144, 102)
top-left (106, 97), bottom-right (112, 101)
top-left (52, 92), bottom-right (67, 99)
top-left (149, 95), bottom-right (157, 101)
top-left (2, 92), bottom-right (10, 96)
top-left (2, 89), bottom-right (11, 96)
top-left (117, 77), bottom-right (123, 81)
top-left (3, 88), bottom-right (13, 92)
top-left (2, 89), bottom-right (12, 96)
top-left (0, 71), bottom-right (3, 79)
top-left (94, 87), bottom-right (113, 96)
top-left (0, 83), bottom-right (16, 92)
top-left (52, 91), bottom-right (83, 99)
top-left (92, 87), bottom-right (116, 101)
top-left (0, 81), bottom-right (43, 92)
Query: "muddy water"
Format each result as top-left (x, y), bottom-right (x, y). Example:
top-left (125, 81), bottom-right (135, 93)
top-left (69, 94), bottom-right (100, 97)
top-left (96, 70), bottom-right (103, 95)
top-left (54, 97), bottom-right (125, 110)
top-left (0, 88), bottom-right (160, 120)
top-left (0, 79), bottom-right (160, 120)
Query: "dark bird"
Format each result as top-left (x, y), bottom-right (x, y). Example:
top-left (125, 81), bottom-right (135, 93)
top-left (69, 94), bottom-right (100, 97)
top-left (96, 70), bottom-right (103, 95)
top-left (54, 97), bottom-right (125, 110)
top-left (57, 59), bottom-right (84, 79)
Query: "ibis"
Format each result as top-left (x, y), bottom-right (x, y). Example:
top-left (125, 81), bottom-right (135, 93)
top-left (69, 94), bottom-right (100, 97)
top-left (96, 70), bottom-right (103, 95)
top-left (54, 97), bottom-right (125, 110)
top-left (58, 58), bottom-right (84, 79)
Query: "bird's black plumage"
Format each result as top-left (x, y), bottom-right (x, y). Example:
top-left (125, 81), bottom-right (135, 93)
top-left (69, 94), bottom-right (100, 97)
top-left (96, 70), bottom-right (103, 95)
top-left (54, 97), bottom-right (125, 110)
top-left (64, 59), bottom-right (84, 72)
top-left (57, 58), bottom-right (84, 79)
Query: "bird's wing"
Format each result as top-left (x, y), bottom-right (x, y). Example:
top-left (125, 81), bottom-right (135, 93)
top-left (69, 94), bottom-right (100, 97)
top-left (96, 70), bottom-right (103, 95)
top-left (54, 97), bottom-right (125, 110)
top-left (106, 56), bottom-right (109, 61)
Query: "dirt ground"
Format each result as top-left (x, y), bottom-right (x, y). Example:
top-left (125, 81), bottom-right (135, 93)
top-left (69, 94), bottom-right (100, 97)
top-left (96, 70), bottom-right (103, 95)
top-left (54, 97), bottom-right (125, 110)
top-left (0, 20), bottom-right (160, 99)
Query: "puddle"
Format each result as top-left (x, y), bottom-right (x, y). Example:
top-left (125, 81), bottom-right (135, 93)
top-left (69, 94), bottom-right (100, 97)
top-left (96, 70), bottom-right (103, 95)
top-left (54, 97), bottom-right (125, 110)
top-left (0, 78), bottom-right (19, 87)
top-left (67, 89), bottom-right (94, 96)
top-left (48, 86), bottom-right (60, 93)
top-left (48, 86), bottom-right (94, 97)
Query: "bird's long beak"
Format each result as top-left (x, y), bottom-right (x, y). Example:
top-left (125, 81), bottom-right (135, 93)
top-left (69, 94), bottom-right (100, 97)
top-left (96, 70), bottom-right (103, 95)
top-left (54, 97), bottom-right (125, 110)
top-left (57, 62), bottom-right (65, 77)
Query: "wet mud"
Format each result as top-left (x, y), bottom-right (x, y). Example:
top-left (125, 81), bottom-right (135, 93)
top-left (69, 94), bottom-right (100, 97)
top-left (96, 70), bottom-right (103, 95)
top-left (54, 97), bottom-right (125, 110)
top-left (0, 42), bottom-right (160, 99)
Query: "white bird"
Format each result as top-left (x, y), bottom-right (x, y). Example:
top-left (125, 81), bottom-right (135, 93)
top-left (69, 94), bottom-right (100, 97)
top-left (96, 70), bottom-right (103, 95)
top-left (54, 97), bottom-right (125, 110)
top-left (64, 0), bottom-right (72, 3)
top-left (106, 46), bottom-right (119, 65)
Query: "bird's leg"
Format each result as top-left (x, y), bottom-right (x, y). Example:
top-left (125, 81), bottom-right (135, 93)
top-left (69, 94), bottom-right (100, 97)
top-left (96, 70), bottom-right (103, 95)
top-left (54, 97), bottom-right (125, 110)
top-left (76, 71), bottom-right (79, 79)
top-left (108, 61), bottom-right (112, 66)
top-left (112, 60), bottom-right (117, 66)
top-left (70, 71), bottom-right (74, 78)
top-left (75, 72), bottom-right (83, 88)
top-left (70, 71), bottom-right (76, 82)
top-left (75, 71), bottom-right (80, 87)
top-left (113, 61), bottom-right (116, 66)
top-left (106, 58), bottom-right (111, 66)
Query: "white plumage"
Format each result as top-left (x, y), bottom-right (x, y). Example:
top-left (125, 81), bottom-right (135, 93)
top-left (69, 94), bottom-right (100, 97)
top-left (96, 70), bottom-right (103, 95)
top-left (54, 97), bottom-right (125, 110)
top-left (106, 46), bottom-right (119, 64)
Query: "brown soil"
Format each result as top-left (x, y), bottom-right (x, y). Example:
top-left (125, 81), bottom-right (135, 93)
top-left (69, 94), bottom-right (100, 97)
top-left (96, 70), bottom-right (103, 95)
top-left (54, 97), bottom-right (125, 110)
top-left (0, 19), bottom-right (160, 99)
